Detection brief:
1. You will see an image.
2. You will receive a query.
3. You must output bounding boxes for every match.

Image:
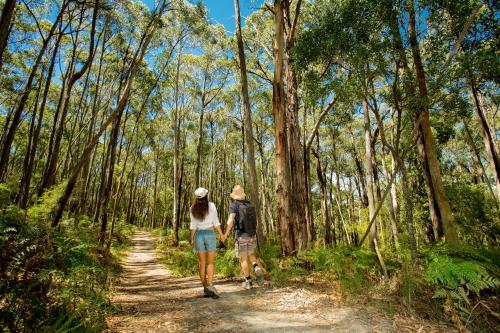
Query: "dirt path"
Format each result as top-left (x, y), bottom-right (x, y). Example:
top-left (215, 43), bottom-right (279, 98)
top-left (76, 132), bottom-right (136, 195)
top-left (104, 231), bottom-right (450, 333)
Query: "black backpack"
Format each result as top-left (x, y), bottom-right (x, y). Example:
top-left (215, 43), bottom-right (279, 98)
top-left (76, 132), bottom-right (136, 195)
top-left (235, 201), bottom-right (257, 237)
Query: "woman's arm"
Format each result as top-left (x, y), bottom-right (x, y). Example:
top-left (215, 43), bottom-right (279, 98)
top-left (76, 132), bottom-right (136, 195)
top-left (191, 229), bottom-right (196, 245)
top-left (215, 225), bottom-right (223, 239)
top-left (210, 202), bottom-right (222, 237)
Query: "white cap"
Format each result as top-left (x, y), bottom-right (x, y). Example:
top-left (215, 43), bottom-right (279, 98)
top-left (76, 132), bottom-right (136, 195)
top-left (194, 187), bottom-right (208, 198)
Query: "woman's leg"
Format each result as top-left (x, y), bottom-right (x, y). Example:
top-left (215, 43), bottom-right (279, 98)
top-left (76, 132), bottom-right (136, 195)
top-left (197, 252), bottom-right (207, 287)
top-left (206, 251), bottom-right (215, 286)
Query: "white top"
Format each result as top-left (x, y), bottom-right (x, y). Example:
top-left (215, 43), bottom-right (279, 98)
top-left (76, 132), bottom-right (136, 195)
top-left (189, 202), bottom-right (220, 230)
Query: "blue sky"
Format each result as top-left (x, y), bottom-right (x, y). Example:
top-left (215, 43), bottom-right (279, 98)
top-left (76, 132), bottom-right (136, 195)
top-left (199, 0), bottom-right (265, 33)
top-left (143, 0), bottom-right (265, 34)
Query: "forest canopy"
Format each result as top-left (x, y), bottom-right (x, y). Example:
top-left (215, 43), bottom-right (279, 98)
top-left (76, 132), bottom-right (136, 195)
top-left (0, 0), bottom-right (498, 332)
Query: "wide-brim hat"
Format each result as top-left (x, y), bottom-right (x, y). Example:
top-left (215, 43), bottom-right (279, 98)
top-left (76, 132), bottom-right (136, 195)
top-left (230, 185), bottom-right (246, 200)
top-left (194, 187), bottom-right (208, 198)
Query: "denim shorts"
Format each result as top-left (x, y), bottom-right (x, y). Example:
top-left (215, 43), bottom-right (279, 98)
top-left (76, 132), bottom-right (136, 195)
top-left (194, 230), bottom-right (216, 253)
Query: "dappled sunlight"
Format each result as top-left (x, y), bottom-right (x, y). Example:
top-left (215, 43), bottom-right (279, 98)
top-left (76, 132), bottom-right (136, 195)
top-left (105, 231), bottom-right (442, 333)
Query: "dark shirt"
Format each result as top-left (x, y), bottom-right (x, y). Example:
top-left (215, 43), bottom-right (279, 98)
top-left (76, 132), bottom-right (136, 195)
top-left (229, 200), bottom-right (250, 237)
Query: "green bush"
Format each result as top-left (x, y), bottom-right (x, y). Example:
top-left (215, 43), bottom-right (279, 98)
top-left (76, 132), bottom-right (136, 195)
top-left (423, 244), bottom-right (500, 326)
top-left (445, 182), bottom-right (500, 245)
top-left (153, 228), bottom-right (191, 247)
top-left (0, 208), bottom-right (130, 332)
top-left (156, 236), bottom-right (241, 278)
top-left (256, 245), bottom-right (380, 292)
top-left (27, 182), bottom-right (67, 224)
top-left (300, 247), bottom-right (381, 291)
top-left (160, 246), bottom-right (199, 276)
top-left (0, 182), bottom-right (16, 208)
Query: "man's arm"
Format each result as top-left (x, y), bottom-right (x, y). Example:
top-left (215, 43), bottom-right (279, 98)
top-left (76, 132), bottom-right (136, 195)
top-left (221, 213), bottom-right (236, 242)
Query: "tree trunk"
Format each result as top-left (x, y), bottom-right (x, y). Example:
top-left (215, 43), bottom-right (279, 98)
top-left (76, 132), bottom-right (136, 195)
top-left (234, 0), bottom-right (263, 241)
top-left (78, 23), bottom-right (110, 215)
top-left (195, 103), bottom-right (205, 189)
top-left (0, 2), bottom-right (68, 180)
top-left (108, 134), bottom-right (139, 248)
top-left (94, 128), bottom-right (110, 223)
top-left (381, 143), bottom-right (399, 249)
top-left (462, 119), bottom-right (498, 205)
top-left (468, 75), bottom-right (500, 201)
top-left (283, 0), bottom-right (307, 251)
top-left (363, 100), bottom-right (377, 249)
top-left (313, 135), bottom-right (333, 246)
top-left (303, 106), bottom-right (315, 242)
top-left (0, 0), bottom-right (17, 69)
top-left (16, 68), bottom-right (44, 207)
top-left (273, 0), bottom-right (295, 255)
top-left (368, 101), bottom-right (400, 250)
top-left (350, 139), bottom-right (369, 207)
top-left (332, 139), bottom-right (351, 245)
top-left (172, 44), bottom-right (183, 245)
top-left (40, 1), bottom-right (99, 192)
top-left (387, 8), bottom-right (419, 259)
top-left (408, 0), bottom-right (459, 244)
top-left (363, 100), bottom-right (387, 277)
top-left (98, 107), bottom-right (124, 243)
top-left (52, 0), bottom-right (168, 227)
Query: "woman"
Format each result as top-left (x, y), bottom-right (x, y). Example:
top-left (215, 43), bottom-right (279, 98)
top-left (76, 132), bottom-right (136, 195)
top-left (190, 187), bottom-right (223, 298)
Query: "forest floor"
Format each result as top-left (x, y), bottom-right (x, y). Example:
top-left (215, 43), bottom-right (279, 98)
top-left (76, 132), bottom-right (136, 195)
top-left (103, 231), bottom-right (455, 333)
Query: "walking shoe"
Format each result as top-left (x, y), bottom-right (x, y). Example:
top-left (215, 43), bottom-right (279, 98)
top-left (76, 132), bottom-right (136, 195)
top-left (203, 287), bottom-right (212, 298)
top-left (242, 279), bottom-right (253, 290)
top-left (206, 285), bottom-right (219, 299)
top-left (255, 266), bottom-right (264, 285)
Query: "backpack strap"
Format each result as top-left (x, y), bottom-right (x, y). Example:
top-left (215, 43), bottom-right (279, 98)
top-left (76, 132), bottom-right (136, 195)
top-left (234, 200), bottom-right (245, 233)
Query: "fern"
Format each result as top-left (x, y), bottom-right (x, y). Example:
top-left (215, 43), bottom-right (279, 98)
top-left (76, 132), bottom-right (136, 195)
top-left (425, 253), bottom-right (500, 327)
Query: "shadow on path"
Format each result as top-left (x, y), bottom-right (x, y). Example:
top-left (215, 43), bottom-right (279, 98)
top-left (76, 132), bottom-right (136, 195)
top-left (103, 231), bottom-right (398, 333)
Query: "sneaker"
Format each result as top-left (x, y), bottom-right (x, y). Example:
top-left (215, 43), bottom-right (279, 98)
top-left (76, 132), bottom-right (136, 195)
top-left (206, 285), bottom-right (219, 299)
top-left (203, 287), bottom-right (212, 298)
top-left (242, 279), bottom-right (253, 290)
top-left (255, 266), bottom-right (264, 285)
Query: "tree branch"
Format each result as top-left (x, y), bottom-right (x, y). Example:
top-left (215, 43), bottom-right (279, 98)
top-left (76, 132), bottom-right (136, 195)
top-left (290, 0), bottom-right (302, 42)
top-left (305, 96), bottom-right (338, 151)
top-left (444, 3), bottom-right (485, 67)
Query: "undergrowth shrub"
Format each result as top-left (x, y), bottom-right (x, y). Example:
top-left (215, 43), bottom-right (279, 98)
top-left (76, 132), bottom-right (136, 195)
top-left (154, 228), bottom-right (191, 247)
top-left (300, 247), bottom-right (381, 291)
top-left (256, 244), bottom-right (382, 292)
top-left (156, 230), bottom-right (241, 277)
top-left (216, 247), bottom-right (241, 277)
top-left (423, 244), bottom-right (500, 331)
top-left (157, 242), bottom-right (199, 276)
top-left (0, 200), bottom-right (133, 332)
top-left (445, 183), bottom-right (499, 246)
top-left (0, 182), bottom-right (16, 207)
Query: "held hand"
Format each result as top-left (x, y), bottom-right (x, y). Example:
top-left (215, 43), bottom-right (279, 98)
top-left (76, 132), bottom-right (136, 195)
top-left (220, 234), bottom-right (226, 243)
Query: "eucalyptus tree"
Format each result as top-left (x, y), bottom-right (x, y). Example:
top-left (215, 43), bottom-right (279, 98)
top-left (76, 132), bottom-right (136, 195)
top-left (52, 0), bottom-right (171, 227)
top-left (39, 0), bottom-right (99, 193)
top-left (234, 0), bottom-right (262, 240)
top-left (0, 0), bottom-right (71, 181)
top-left (0, 0), bottom-right (17, 69)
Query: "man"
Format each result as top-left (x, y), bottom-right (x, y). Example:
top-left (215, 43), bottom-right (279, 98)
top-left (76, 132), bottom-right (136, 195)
top-left (221, 185), bottom-right (264, 289)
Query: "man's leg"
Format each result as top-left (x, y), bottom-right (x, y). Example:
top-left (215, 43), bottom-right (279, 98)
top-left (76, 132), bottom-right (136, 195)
top-left (240, 255), bottom-right (250, 277)
top-left (248, 254), bottom-right (258, 266)
top-left (248, 254), bottom-right (264, 284)
top-left (240, 254), bottom-right (253, 289)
